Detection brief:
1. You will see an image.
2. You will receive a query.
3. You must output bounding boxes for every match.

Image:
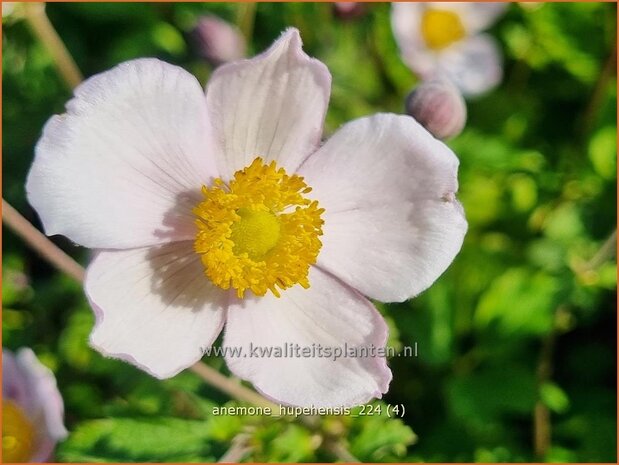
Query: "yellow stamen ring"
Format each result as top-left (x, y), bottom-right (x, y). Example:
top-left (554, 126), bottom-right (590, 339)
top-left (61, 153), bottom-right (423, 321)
top-left (2, 400), bottom-right (35, 463)
top-left (193, 157), bottom-right (324, 298)
top-left (421, 9), bottom-right (466, 50)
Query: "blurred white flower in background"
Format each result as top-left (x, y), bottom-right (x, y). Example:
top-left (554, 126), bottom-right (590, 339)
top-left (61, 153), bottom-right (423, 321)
top-left (333, 2), bottom-right (367, 21)
top-left (3, 348), bottom-right (68, 463)
top-left (2, 2), bottom-right (22, 21)
top-left (2, 2), bottom-right (15, 17)
top-left (391, 2), bottom-right (507, 96)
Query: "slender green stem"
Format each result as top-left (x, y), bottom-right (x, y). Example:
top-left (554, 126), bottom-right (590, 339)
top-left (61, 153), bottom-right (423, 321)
top-left (23, 2), bottom-right (83, 90)
top-left (236, 2), bottom-right (257, 44)
top-left (584, 229), bottom-right (617, 271)
top-left (533, 320), bottom-right (556, 459)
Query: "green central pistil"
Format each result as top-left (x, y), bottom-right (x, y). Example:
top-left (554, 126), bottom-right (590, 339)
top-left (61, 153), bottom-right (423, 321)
top-left (230, 208), bottom-right (282, 260)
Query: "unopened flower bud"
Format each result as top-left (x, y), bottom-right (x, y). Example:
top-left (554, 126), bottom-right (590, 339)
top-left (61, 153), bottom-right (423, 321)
top-left (191, 16), bottom-right (246, 67)
top-left (405, 78), bottom-right (467, 140)
top-left (333, 2), bottom-right (366, 21)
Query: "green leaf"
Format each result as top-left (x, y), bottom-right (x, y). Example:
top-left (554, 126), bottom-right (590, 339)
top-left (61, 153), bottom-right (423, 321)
top-left (545, 446), bottom-right (579, 462)
top-left (151, 22), bottom-right (186, 56)
top-left (269, 424), bottom-right (316, 462)
top-left (540, 382), bottom-right (570, 414)
top-left (404, 279), bottom-right (455, 365)
top-left (58, 309), bottom-right (97, 370)
top-left (509, 174), bottom-right (538, 212)
top-left (348, 403), bottom-right (417, 461)
top-left (475, 268), bottom-right (561, 336)
top-left (543, 203), bottom-right (586, 243)
top-left (57, 418), bottom-right (216, 462)
top-left (589, 126), bottom-right (617, 180)
top-left (447, 365), bottom-right (537, 429)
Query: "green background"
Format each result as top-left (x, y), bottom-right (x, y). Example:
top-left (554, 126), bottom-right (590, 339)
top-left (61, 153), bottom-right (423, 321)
top-left (3, 2), bottom-right (617, 462)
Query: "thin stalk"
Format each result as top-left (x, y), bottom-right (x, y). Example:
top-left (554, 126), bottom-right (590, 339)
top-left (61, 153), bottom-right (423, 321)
top-left (584, 229), bottom-right (617, 271)
top-left (533, 327), bottom-right (555, 459)
top-left (236, 2), bottom-right (257, 44)
top-left (23, 2), bottom-right (83, 90)
top-left (582, 38), bottom-right (617, 136)
top-left (189, 361), bottom-right (276, 409)
top-left (2, 200), bottom-right (85, 282)
top-left (323, 439), bottom-right (360, 462)
top-left (218, 431), bottom-right (254, 463)
top-left (534, 227), bottom-right (617, 458)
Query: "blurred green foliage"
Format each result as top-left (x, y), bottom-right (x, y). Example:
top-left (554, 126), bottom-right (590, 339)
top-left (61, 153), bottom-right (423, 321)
top-left (3, 2), bottom-right (616, 462)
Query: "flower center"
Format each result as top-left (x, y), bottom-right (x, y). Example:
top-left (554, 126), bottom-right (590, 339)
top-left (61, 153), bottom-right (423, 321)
top-left (2, 400), bottom-right (35, 463)
top-left (230, 208), bottom-right (281, 260)
top-left (193, 157), bottom-right (324, 298)
top-left (421, 9), bottom-right (466, 50)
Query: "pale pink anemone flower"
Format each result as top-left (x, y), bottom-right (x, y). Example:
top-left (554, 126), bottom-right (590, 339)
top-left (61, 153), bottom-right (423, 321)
top-left (3, 348), bottom-right (68, 463)
top-left (26, 29), bottom-right (467, 407)
top-left (391, 2), bottom-right (507, 97)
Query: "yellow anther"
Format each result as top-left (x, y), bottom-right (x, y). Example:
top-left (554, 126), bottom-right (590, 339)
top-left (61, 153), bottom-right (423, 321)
top-left (421, 9), bottom-right (466, 50)
top-left (193, 158), bottom-right (324, 298)
top-left (2, 400), bottom-right (35, 463)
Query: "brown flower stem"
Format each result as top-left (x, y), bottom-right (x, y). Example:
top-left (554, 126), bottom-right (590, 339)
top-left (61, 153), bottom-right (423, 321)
top-left (23, 2), bottom-right (83, 90)
top-left (218, 430), bottom-right (254, 463)
top-left (2, 199), bottom-right (85, 282)
top-left (534, 229), bottom-right (617, 458)
top-left (236, 2), bottom-right (256, 43)
top-left (322, 438), bottom-right (360, 462)
top-left (189, 362), bottom-right (276, 409)
top-left (584, 229), bottom-right (617, 271)
top-left (582, 37), bottom-right (617, 136)
top-left (533, 326), bottom-right (556, 459)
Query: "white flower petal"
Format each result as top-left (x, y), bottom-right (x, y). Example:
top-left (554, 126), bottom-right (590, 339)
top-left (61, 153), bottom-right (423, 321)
top-left (13, 349), bottom-right (68, 462)
top-left (299, 113), bottom-right (467, 302)
top-left (3, 349), bottom-right (56, 462)
top-left (2, 349), bottom-right (29, 406)
top-left (26, 58), bottom-right (218, 249)
top-left (2, 349), bottom-right (67, 461)
top-left (391, 2), bottom-right (424, 44)
top-left (2, 3), bottom-right (16, 18)
top-left (205, 28), bottom-right (331, 180)
top-left (14, 349), bottom-right (68, 441)
top-left (86, 242), bottom-right (227, 379)
top-left (223, 267), bottom-right (391, 407)
top-left (391, 2), bottom-right (438, 77)
top-left (441, 2), bottom-right (507, 33)
top-left (438, 34), bottom-right (503, 96)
